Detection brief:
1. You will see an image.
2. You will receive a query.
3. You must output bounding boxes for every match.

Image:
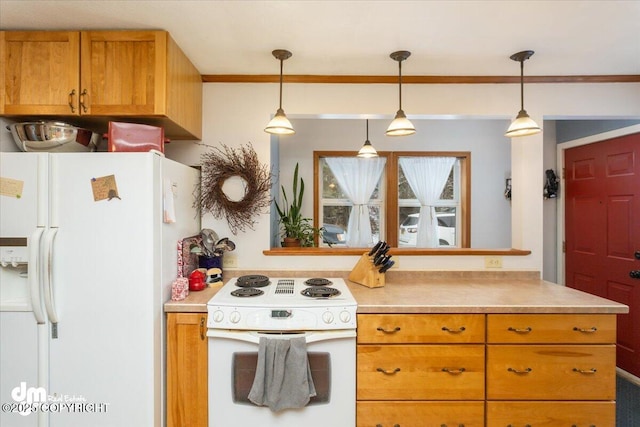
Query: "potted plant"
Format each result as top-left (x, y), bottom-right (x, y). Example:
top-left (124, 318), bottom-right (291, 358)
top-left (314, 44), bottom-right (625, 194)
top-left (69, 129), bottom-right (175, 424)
top-left (275, 163), bottom-right (323, 247)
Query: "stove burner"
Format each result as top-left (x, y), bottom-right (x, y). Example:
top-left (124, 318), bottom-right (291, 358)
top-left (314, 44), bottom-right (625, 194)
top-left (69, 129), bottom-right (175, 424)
top-left (236, 275), bottom-right (270, 288)
top-left (231, 287), bottom-right (264, 297)
top-left (301, 286), bottom-right (341, 298)
top-left (304, 278), bottom-right (333, 287)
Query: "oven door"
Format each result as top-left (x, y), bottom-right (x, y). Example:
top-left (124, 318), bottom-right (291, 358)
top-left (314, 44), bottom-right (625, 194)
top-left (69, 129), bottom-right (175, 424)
top-left (207, 329), bottom-right (356, 427)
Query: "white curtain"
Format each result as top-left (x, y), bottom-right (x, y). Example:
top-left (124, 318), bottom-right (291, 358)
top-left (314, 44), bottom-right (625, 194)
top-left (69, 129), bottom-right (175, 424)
top-left (325, 157), bottom-right (386, 247)
top-left (399, 157), bottom-right (456, 247)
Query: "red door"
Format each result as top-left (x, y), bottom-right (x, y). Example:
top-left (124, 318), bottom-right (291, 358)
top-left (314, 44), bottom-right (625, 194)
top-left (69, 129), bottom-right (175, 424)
top-left (565, 132), bottom-right (640, 378)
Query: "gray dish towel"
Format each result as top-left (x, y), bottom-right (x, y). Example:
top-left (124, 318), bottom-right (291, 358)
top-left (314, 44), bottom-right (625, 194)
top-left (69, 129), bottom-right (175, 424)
top-left (248, 336), bottom-right (317, 412)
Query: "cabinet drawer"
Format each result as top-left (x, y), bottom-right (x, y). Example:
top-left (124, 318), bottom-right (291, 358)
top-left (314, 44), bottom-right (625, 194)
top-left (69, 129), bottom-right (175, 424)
top-left (487, 401), bottom-right (615, 426)
top-left (358, 401), bottom-right (484, 427)
top-left (357, 345), bottom-right (485, 400)
top-left (358, 314), bottom-right (485, 344)
top-left (487, 314), bottom-right (616, 343)
top-left (487, 345), bottom-right (615, 400)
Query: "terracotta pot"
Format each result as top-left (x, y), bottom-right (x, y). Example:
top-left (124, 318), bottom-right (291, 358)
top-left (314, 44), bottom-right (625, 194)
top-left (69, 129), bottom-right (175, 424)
top-left (282, 237), bottom-right (301, 247)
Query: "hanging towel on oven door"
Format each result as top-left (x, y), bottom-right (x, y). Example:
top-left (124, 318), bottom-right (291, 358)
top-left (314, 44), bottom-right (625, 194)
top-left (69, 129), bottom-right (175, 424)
top-left (248, 336), bottom-right (317, 412)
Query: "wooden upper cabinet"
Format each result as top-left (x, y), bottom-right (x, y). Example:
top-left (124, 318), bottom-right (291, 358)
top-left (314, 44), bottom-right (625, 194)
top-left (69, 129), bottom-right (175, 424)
top-left (1, 31), bottom-right (80, 115)
top-left (0, 30), bottom-right (202, 140)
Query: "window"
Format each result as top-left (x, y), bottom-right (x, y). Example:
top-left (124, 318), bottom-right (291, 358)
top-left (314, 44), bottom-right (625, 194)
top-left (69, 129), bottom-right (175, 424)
top-left (314, 151), bottom-right (470, 248)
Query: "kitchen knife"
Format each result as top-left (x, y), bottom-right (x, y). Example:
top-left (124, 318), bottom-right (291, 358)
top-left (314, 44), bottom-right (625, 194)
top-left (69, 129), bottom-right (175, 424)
top-left (373, 246), bottom-right (390, 263)
top-left (379, 259), bottom-right (395, 273)
top-left (368, 241), bottom-right (383, 256)
top-left (373, 248), bottom-right (389, 266)
top-left (374, 241), bottom-right (387, 258)
top-left (375, 254), bottom-right (391, 267)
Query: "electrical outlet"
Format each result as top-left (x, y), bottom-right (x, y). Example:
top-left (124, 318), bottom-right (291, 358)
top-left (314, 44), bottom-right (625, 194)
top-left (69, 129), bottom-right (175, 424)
top-left (484, 256), bottom-right (503, 268)
top-left (223, 254), bottom-right (238, 268)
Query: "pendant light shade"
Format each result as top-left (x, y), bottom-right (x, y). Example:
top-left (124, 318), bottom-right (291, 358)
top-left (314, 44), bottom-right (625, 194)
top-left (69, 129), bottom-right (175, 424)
top-left (505, 50), bottom-right (541, 138)
top-left (357, 120), bottom-right (378, 158)
top-left (265, 49), bottom-right (295, 135)
top-left (386, 50), bottom-right (415, 137)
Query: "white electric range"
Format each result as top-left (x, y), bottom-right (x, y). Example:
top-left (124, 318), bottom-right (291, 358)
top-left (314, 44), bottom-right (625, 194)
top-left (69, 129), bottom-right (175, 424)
top-left (206, 275), bottom-right (357, 427)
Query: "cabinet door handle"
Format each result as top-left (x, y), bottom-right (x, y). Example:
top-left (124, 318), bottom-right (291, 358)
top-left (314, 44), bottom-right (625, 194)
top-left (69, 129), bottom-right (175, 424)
top-left (507, 326), bottom-right (532, 333)
top-left (376, 367), bottom-right (401, 375)
top-left (441, 326), bottom-right (466, 333)
top-left (573, 367), bottom-right (597, 374)
top-left (199, 316), bottom-right (206, 341)
top-left (508, 367), bottom-right (532, 374)
top-left (573, 326), bottom-right (597, 333)
top-left (68, 89), bottom-right (76, 113)
top-left (79, 89), bottom-right (88, 113)
top-left (377, 326), bottom-right (401, 333)
top-left (441, 367), bottom-right (466, 374)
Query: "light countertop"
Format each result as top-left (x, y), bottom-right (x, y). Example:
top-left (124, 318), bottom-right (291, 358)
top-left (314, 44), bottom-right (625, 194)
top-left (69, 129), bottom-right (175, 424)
top-left (164, 270), bottom-right (629, 315)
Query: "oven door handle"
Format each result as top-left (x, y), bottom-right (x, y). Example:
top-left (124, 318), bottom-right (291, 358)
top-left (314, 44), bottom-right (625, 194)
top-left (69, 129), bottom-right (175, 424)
top-left (207, 329), bottom-right (356, 344)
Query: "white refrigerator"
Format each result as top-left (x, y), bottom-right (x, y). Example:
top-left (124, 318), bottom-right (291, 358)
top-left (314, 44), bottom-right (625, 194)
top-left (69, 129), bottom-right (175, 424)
top-left (0, 152), bottom-right (200, 427)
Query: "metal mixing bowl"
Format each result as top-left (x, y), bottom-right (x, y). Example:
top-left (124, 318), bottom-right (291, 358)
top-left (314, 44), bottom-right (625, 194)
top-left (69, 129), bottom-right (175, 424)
top-left (7, 121), bottom-right (101, 152)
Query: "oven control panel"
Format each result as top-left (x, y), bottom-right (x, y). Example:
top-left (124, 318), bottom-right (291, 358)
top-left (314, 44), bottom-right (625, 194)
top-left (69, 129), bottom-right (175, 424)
top-left (207, 306), bottom-right (357, 331)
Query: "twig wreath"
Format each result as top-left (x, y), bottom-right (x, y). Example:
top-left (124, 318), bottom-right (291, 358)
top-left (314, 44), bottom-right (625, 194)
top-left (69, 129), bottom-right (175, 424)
top-left (195, 143), bottom-right (272, 234)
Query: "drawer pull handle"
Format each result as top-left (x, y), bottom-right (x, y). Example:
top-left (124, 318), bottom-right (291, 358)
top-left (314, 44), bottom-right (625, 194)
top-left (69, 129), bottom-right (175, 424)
top-left (573, 367), bottom-right (597, 374)
top-left (440, 425), bottom-right (465, 427)
top-left (377, 326), bottom-right (401, 333)
top-left (508, 367), bottom-right (532, 374)
top-left (573, 326), bottom-right (598, 333)
top-left (199, 316), bottom-right (206, 341)
top-left (441, 367), bottom-right (466, 374)
top-left (508, 326), bottom-right (532, 333)
top-left (441, 326), bottom-right (466, 333)
top-left (376, 367), bottom-right (401, 375)
top-left (376, 425), bottom-right (400, 427)
top-left (507, 425), bottom-right (532, 427)
top-left (79, 89), bottom-right (88, 113)
top-left (68, 89), bottom-right (76, 113)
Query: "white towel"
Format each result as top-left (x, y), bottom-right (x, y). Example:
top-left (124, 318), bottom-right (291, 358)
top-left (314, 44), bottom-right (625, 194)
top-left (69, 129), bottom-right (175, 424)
top-left (248, 336), bottom-right (317, 412)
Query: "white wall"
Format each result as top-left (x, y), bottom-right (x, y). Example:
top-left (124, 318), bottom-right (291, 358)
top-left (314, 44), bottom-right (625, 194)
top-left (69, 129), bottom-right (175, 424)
top-left (148, 82), bottom-right (640, 275)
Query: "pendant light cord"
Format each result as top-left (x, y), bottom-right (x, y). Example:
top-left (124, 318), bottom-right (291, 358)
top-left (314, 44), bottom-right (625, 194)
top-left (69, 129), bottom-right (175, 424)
top-left (398, 60), bottom-right (403, 110)
top-left (519, 60), bottom-right (524, 111)
top-left (366, 119), bottom-right (369, 140)
top-left (279, 58), bottom-right (284, 110)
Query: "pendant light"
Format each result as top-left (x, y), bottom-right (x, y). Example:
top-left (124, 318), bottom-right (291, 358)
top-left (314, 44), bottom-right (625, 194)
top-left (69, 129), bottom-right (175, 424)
top-left (504, 50), bottom-right (541, 138)
top-left (386, 50), bottom-right (415, 137)
top-left (264, 49), bottom-right (295, 135)
top-left (357, 119), bottom-right (378, 158)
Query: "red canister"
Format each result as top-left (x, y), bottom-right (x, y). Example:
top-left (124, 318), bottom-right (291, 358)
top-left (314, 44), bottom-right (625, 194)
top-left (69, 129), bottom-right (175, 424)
top-left (188, 269), bottom-right (206, 291)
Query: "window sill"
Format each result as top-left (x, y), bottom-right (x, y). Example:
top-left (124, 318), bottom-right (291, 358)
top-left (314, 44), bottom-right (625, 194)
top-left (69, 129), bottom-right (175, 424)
top-left (263, 248), bottom-right (531, 256)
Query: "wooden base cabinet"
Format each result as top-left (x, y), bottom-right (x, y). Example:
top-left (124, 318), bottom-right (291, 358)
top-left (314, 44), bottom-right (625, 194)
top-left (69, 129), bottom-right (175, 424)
top-left (357, 313), bottom-right (618, 427)
top-left (167, 313), bottom-right (208, 427)
top-left (0, 30), bottom-right (202, 139)
top-left (357, 314), bottom-right (485, 427)
top-left (486, 314), bottom-right (617, 427)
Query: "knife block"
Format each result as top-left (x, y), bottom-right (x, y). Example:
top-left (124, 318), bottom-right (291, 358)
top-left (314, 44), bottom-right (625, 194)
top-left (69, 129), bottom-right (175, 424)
top-left (348, 253), bottom-right (386, 288)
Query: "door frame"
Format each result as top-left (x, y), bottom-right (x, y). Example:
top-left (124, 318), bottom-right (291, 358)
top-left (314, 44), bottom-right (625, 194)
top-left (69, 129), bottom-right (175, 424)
top-left (555, 123), bottom-right (640, 285)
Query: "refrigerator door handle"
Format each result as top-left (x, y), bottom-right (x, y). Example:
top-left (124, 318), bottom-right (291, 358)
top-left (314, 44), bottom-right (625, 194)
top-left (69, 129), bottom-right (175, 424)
top-left (29, 227), bottom-right (46, 324)
top-left (42, 228), bottom-right (59, 325)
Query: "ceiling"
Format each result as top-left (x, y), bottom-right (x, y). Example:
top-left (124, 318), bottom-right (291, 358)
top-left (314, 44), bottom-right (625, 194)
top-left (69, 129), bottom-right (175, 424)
top-left (1, 0), bottom-right (639, 78)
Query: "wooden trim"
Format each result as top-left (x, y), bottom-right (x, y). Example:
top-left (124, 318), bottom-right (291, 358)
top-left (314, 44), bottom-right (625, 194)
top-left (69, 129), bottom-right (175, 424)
top-left (263, 247), bottom-right (531, 256)
top-left (202, 74), bottom-right (640, 84)
top-left (312, 151), bottom-right (472, 249)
